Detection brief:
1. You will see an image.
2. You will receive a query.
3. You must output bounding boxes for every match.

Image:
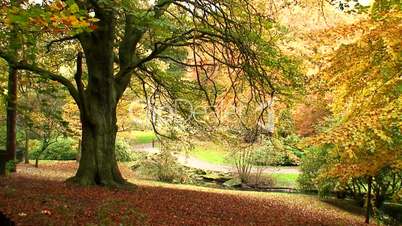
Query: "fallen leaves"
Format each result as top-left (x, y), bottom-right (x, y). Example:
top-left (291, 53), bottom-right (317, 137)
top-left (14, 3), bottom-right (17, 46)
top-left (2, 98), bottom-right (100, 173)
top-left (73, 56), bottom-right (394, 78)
top-left (0, 163), bottom-right (373, 226)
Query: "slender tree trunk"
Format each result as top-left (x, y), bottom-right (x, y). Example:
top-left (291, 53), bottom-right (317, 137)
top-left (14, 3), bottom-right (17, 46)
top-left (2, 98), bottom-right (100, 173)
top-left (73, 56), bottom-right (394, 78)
top-left (5, 0), bottom-right (22, 173)
top-left (365, 176), bottom-right (373, 224)
top-left (76, 139), bottom-right (81, 162)
top-left (6, 66), bottom-right (17, 164)
top-left (24, 129), bottom-right (29, 164)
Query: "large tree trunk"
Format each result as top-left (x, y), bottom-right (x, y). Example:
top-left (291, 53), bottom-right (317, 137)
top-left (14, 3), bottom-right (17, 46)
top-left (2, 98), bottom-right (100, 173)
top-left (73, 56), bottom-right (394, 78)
top-left (67, 54), bottom-right (126, 185)
top-left (71, 101), bottom-right (125, 186)
top-left (68, 10), bottom-right (126, 186)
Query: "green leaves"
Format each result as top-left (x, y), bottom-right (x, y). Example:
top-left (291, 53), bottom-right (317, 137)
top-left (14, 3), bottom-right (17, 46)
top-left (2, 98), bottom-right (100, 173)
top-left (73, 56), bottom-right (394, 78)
top-left (67, 3), bottom-right (80, 14)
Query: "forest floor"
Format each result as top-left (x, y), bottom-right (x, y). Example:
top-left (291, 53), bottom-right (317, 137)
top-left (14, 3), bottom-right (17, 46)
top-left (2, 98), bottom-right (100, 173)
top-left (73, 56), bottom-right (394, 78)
top-left (0, 162), bottom-right (373, 226)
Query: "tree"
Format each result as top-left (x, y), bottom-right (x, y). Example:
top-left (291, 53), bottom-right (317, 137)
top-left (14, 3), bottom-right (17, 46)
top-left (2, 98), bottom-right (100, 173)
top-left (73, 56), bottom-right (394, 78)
top-left (1, 0), bottom-right (301, 185)
top-left (4, 0), bottom-right (22, 169)
top-left (17, 75), bottom-right (70, 167)
top-left (305, 5), bottom-right (401, 223)
top-left (315, 8), bottom-right (401, 188)
top-left (0, 0), bottom-right (92, 174)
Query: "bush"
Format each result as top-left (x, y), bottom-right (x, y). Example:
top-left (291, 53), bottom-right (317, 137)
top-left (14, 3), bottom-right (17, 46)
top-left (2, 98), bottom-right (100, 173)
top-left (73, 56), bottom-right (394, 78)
top-left (154, 151), bottom-right (184, 182)
top-left (6, 160), bottom-right (17, 173)
top-left (299, 145), bottom-right (402, 203)
top-left (30, 138), bottom-right (77, 160)
top-left (281, 135), bottom-right (303, 166)
top-left (249, 172), bottom-right (275, 187)
top-left (297, 146), bottom-right (331, 192)
top-left (133, 150), bottom-right (185, 183)
top-left (251, 141), bottom-right (281, 166)
top-left (115, 139), bottom-right (134, 162)
top-left (251, 137), bottom-right (302, 167)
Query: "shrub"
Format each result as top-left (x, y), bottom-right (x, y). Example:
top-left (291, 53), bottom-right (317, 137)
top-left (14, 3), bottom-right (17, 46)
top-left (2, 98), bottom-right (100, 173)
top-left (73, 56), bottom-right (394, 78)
top-left (154, 151), bottom-right (183, 182)
top-left (299, 145), bottom-right (402, 204)
top-left (6, 160), bottom-right (17, 173)
top-left (115, 139), bottom-right (134, 162)
top-left (232, 147), bottom-right (253, 183)
top-left (133, 150), bottom-right (184, 183)
top-left (251, 137), bottom-right (302, 167)
top-left (281, 135), bottom-right (303, 166)
top-left (249, 172), bottom-right (275, 187)
top-left (297, 146), bottom-right (331, 192)
top-left (30, 138), bottom-right (77, 160)
top-left (251, 140), bottom-right (281, 166)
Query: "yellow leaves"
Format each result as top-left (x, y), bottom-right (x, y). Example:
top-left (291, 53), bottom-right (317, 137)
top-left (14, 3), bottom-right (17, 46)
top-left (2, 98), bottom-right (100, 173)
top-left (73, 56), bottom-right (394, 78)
top-left (302, 11), bottom-right (402, 188)
top-left (373, 128), bottom-right (393, 143)
top-left (324, 149), bottom-right (399, 181)
top-left (49, 1), bottom-right (65, 11)
top-left (391, 159), bottom-right (402, 171)
top-left (65, 15), bottom-right (79, 25)
top-left (356, 39), bottom-right (369, 48)
top-left (345, 149), bottom-right (356, 159)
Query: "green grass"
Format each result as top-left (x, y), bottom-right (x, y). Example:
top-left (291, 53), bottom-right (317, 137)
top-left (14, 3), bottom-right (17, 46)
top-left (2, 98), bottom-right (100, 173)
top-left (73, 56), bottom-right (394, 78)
top-left (271, 173), bottom-right (299, 188)
top-left (191, 144), bottom-right (231, 165)
top-left (132, 131), bottom-right (156, 144)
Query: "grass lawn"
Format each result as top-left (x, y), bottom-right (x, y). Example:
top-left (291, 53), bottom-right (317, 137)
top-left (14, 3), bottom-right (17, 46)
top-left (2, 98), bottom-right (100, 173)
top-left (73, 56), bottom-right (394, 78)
top-left (191, 143), bottom-right (232, 165)
top-left (0, 161), bottom-right (371, 226)
top-left (271, 173), bottom-right (299, 188)
top-left (132, 131), bottom-right (156, 144)
top-left (248, 172), bottom-right (299, 188)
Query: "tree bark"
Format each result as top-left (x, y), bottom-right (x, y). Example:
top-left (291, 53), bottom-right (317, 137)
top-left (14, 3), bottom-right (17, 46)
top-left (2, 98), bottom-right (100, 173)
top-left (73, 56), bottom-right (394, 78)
top-left (68, 12), bottom-right (126, 185)
top-left (71, 108), bottom-right (125, 186)
top-left (69, 80), bottom-right (125, 185)
top-left (6, 66), bottom-right (17, 163)
top-left (365, 176), bottom-right (373, 224)
top-left (24, 129), bottom-right (29, 164)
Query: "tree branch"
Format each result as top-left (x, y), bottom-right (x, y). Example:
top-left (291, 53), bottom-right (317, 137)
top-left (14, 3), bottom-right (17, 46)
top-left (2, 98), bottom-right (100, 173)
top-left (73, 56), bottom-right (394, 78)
top-left (46, 36), bottom-right (78, 52)
top-left (74, 52), bottom-right (85, 104)
top-left (17, 63), bottom-right (80, 104)
top-left (115, 0), bottom-right (174, 98)
top-left (0, 49), bottom-right (80, 104)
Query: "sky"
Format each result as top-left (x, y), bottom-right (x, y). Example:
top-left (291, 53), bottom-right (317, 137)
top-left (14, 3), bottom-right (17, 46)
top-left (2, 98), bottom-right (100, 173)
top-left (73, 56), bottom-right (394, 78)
top-left (358, 0), bottom-right (372, 6)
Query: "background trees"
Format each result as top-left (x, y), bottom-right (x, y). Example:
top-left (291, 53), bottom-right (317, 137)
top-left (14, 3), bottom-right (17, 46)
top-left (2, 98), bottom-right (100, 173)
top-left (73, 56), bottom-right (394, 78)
top-left (0, 0), bottom-right (302, 185)
top-left (0, 4), bottom-right (399, 223)
top-left (298, 3), bottom-right (401, 223)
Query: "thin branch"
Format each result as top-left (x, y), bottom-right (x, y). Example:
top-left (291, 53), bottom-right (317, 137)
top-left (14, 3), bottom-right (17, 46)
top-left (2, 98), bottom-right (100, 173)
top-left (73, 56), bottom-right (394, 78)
top-left (17, 62), bottom-right (80, 104)
top-left (74, 52), bottom-right (85, 105)
top-left (46, 36), bottom-right (77, 53)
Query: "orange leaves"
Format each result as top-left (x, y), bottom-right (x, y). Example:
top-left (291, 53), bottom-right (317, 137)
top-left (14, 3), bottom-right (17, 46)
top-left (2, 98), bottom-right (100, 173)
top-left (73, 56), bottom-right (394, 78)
top-left (0, 163), bottom-right (372, 226)
top-left (49, 1), bottom-right (66, 12)
top-left (326, 149), bottom-right (400, 181)
top-left (88, 24), bottom-right (97, 30)
top-left (61, 15), bottom-right (86, 27)
top-left (1, 0), bottom-right (98, 35)
top-left (307, 10), bottom-right (402, 185)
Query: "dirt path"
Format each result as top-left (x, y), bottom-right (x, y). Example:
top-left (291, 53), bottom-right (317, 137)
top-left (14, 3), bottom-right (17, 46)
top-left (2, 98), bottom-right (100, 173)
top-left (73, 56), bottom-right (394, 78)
top-left (133, 144), bottom-right (300, 174)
